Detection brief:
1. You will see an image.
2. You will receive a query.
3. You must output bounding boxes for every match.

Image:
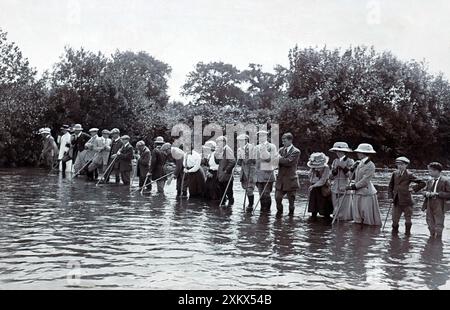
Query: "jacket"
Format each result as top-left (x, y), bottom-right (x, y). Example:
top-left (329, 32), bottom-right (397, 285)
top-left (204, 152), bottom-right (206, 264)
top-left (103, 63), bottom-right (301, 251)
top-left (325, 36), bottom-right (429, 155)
top-left (330, 156), bottom-right (355, 193)
top-left (237, 143), bottom-right (257, 184)
top-left (276, 145), bottom-right (301, 191)
top-left (255, 142), bottom-right (277, 183)
top-left (215, 145), bottom-right (236, 183)
top-left (351, 158), bottom-right (377, 196)
top-left (137, 146), bottom-right (151, 177)
top-left (150, 147), bottom-right (167, 180)
top-left (422, 176), bottom-right (450, 211)
top-left (108, 138), bottom-right (124, 169)
top-left (116, 143), bottom-right (134, 172)
top-left (388, 169), bottom-right (426, 206)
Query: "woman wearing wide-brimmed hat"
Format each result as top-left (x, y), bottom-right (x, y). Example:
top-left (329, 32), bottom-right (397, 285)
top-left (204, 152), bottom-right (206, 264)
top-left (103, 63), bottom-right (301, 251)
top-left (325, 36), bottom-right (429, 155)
top-left (329, 142), bottom-right (355, 221)
top-left (307, 152), bottom-right (333, 220)
top-left (346, 143), bottom-right (382, 226)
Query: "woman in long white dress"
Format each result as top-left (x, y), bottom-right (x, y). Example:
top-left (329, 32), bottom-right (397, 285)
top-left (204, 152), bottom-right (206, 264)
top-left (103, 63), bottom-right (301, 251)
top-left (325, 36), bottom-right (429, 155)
top-left (346, 143), bottom-right (382, 226)
top-left (329, 142), bottom-right (355, 221)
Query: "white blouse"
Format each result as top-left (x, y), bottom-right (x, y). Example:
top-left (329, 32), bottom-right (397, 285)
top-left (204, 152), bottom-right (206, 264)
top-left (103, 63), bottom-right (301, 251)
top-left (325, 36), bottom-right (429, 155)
top-left (184, 150), bottom-right (202, 173)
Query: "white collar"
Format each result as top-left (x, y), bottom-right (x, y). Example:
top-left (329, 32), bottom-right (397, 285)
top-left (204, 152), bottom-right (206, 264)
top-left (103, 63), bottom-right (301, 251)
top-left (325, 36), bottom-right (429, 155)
top-left (361, 157), bottom-right (369, 164)
top-left (339, 155), bottom-right (346, 161)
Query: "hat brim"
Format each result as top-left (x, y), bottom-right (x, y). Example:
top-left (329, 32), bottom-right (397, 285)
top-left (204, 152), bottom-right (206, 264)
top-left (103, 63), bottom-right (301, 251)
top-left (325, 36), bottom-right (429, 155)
top-left (329, 147), bottom-right (353, 153)
top-left (154, 141), bottom-right (165, 144)
top-left (307, 162), bottom-right (327, 168)
top-left (354, 149), bottom-right (376, 154)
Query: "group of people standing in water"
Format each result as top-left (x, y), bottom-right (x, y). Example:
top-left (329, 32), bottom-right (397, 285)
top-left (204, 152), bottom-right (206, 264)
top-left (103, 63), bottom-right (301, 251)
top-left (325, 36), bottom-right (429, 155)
top-left (38, 124), bottom-right (449, 240)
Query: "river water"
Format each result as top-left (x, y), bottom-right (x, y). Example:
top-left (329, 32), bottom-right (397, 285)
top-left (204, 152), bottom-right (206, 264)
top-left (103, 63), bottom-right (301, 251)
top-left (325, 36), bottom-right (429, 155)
top-left (0, 168), bottom-right (448, 290)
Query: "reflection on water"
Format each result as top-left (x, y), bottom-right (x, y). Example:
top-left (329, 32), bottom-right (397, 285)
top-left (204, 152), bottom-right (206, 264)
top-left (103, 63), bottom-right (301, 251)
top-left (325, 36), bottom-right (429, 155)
top-left (0, 168), bottom-right (448, 289)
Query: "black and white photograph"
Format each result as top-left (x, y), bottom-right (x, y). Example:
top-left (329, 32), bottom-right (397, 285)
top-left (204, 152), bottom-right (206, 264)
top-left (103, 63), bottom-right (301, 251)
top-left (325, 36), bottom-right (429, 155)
top-left (0, 0), bottom-right (449, 294)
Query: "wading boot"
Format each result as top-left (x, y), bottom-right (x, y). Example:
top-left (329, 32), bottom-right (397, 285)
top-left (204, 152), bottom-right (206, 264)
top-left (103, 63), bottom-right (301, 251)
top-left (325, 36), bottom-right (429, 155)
top-left (392, 225), bottom-right (399, 235)
top-left (405, 223), bottom-right (412, 236)
top-left (246, 195), bottom-right (254, 213)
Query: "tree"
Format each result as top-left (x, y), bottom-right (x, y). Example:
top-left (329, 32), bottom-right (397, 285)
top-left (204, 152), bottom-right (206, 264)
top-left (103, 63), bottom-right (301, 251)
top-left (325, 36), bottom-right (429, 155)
top-left (0, 29), bottom-right (47, 167)
top-left (182, 61), bottom-right (248, 107)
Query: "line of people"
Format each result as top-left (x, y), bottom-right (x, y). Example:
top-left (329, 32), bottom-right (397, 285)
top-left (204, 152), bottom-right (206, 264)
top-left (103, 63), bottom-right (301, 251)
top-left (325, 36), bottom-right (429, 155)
top-left (38, 125), bottom-right (449, 239)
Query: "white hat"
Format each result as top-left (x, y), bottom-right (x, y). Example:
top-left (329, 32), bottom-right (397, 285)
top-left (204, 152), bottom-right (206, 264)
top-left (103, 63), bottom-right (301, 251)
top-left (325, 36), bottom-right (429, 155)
top-left (203, 140), bottom-right (217, 149)
top-left (354, 143), bottom-right (376, 154)
top-left (89, 128), bottom-right (99, 133)
top-left (41, 128), bottom-right (51, 134)
top-left (307, 152), bottom-right (329, 168)
top-left (237, 134), bottom-right (249, 140)
top-left (329, 142), bottom-right (353, 153)
top-left (395, 156), bottom-right (410, 164)
top-left (257, 130), bottom-right (268, 135)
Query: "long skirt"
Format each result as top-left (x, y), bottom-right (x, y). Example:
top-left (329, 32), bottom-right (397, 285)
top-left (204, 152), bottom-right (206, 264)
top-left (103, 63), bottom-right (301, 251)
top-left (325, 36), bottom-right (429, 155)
top-left (352, 194), bottom-right (382, 226)
top-left (187, 170), bottom-right (206, 198)
top-left (308, 187), bottom-right (333, 216)
top-left (204, 170), bottom-right (221, 200)
top-left (332, 192), bottom-right (353, 221)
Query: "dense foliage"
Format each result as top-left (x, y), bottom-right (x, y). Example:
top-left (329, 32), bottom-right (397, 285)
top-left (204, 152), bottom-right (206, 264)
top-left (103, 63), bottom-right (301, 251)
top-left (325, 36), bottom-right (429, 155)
top-left (0, 28), bottom-right (449, 168)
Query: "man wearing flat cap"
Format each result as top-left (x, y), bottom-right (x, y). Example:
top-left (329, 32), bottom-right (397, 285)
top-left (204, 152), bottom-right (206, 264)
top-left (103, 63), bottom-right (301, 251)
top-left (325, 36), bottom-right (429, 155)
top-left (57, 125), bottom-right (72, 175)
top-left (136, 140), bottom-right (151, 191)
top-left (255, 130), bottom-right (278, 212)
top-left (110, 135), bottom-right (134, 185)
top-left (388, 156), bottom-right (426, 235)
top-left (70, 124), bottom-right (91, 166)
top-left (104, 128), bottom-right (123, 184)
top-left (237, 134), bottom-right (257, 212)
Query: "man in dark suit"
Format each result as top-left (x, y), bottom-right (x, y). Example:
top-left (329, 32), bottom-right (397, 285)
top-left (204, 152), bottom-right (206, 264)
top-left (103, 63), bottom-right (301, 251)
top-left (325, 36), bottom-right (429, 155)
top-left (104, 128), bottom-right (123, 183)
top-left (149, 137), bottom-right (168, 193)
top-left (136, 140), bottom-right (151, 190)
top-left (112, 135), bottom-right (134, 185)
top-left (388, 156), bottom-right (426, 235)
top-left (70, 124), bottom-right (91, 165)
top-left (275, 133), bottom-right (301, 217)
top-left (215, 136), bottom-right (236, 207)
top-left (422, 162), bottom-right (450, 239)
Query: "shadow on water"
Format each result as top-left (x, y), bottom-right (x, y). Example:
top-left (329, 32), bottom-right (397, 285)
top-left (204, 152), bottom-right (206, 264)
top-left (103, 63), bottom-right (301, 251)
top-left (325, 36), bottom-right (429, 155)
top-left (0, 168), bottom-right (449, 289)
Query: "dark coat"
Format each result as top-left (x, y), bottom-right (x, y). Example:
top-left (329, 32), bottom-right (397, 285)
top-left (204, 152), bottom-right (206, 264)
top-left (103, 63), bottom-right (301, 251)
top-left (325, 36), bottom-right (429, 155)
top-left (237, 143), bottom-right (257, 185)
top-left (422, 176), bottom-right (450, 211)
top-left (108, 138), bottom-right (124, 169)
top-left (71, 132), bottom-right (91, 159)
top-left (150, 147), bottom-right (167, 180)
top-left (275, 145), bottom-right (301, 192)
top-left (137, 146), bottom-right (151, 177)
top-left (116, 143), bottom-right (134, 172)
top-left (215, 145), bottom-right (236, 183)
top-left (388, 170), bottom-right (426, 206)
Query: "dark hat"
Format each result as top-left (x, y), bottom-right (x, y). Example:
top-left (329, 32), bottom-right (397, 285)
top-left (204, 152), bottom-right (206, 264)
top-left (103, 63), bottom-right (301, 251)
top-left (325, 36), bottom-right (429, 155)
top-left (60, 125), bottom-right (70, 130)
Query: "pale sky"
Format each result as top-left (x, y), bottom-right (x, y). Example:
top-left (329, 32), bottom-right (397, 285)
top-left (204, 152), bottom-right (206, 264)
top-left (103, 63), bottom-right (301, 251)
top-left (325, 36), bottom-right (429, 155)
top-left (1, 0), bottom-right (450, 102)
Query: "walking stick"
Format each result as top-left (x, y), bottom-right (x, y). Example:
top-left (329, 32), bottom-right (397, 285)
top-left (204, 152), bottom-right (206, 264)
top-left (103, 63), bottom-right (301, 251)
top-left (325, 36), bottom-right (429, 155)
top-left (242, 169), bottom-right (250, 211)
top-left (132, 172), bottom-right (173, 194)
top-left (252, 168), bottom-right (277, 214)
top-left (303, 189), bottom-right (311, 218)
top-left (332, 169), bottom-right (356, 225)
top-left (219, 164), bottom-right (238, 207)
top-left (139, 174), bottom-right (150, 195)
top-left (71, 153), bottom-right (99, 179)
top-left (382, 202), bottom-right (393, 232)
top-left (96, 156), bottom-right (118, 186)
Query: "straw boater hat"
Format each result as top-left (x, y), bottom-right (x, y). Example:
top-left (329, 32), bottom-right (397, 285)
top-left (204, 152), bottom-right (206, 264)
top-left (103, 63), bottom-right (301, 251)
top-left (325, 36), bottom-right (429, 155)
top-left (354, 143), bottom-right (376, 154)
top-left (257, 130), bottom-right (268, 135)
top-left (102, 129), bottom-right (110, 135)
top-left (89, 128), bottom-right (99, 133)
top-left (40, 128), bottom-right (51, 135)
top-left (73, 124), bottom-right (83, 131)
top-left (395, 156), bottom-right (410, 164)
top-left (237, 134), bottom-right (249, 141)
top-left (203, 140), bottom-right (217, 150)
top-left (154, 136), bottom-right (165, 144)
top-left (110, 128), bottom-right (120, 135)
top-left (329, 142), bottom-right (353, 153)
top-left (307, 152), bottom-right (329, 168)
top-left (60, 125), bottom-right (70, 131)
